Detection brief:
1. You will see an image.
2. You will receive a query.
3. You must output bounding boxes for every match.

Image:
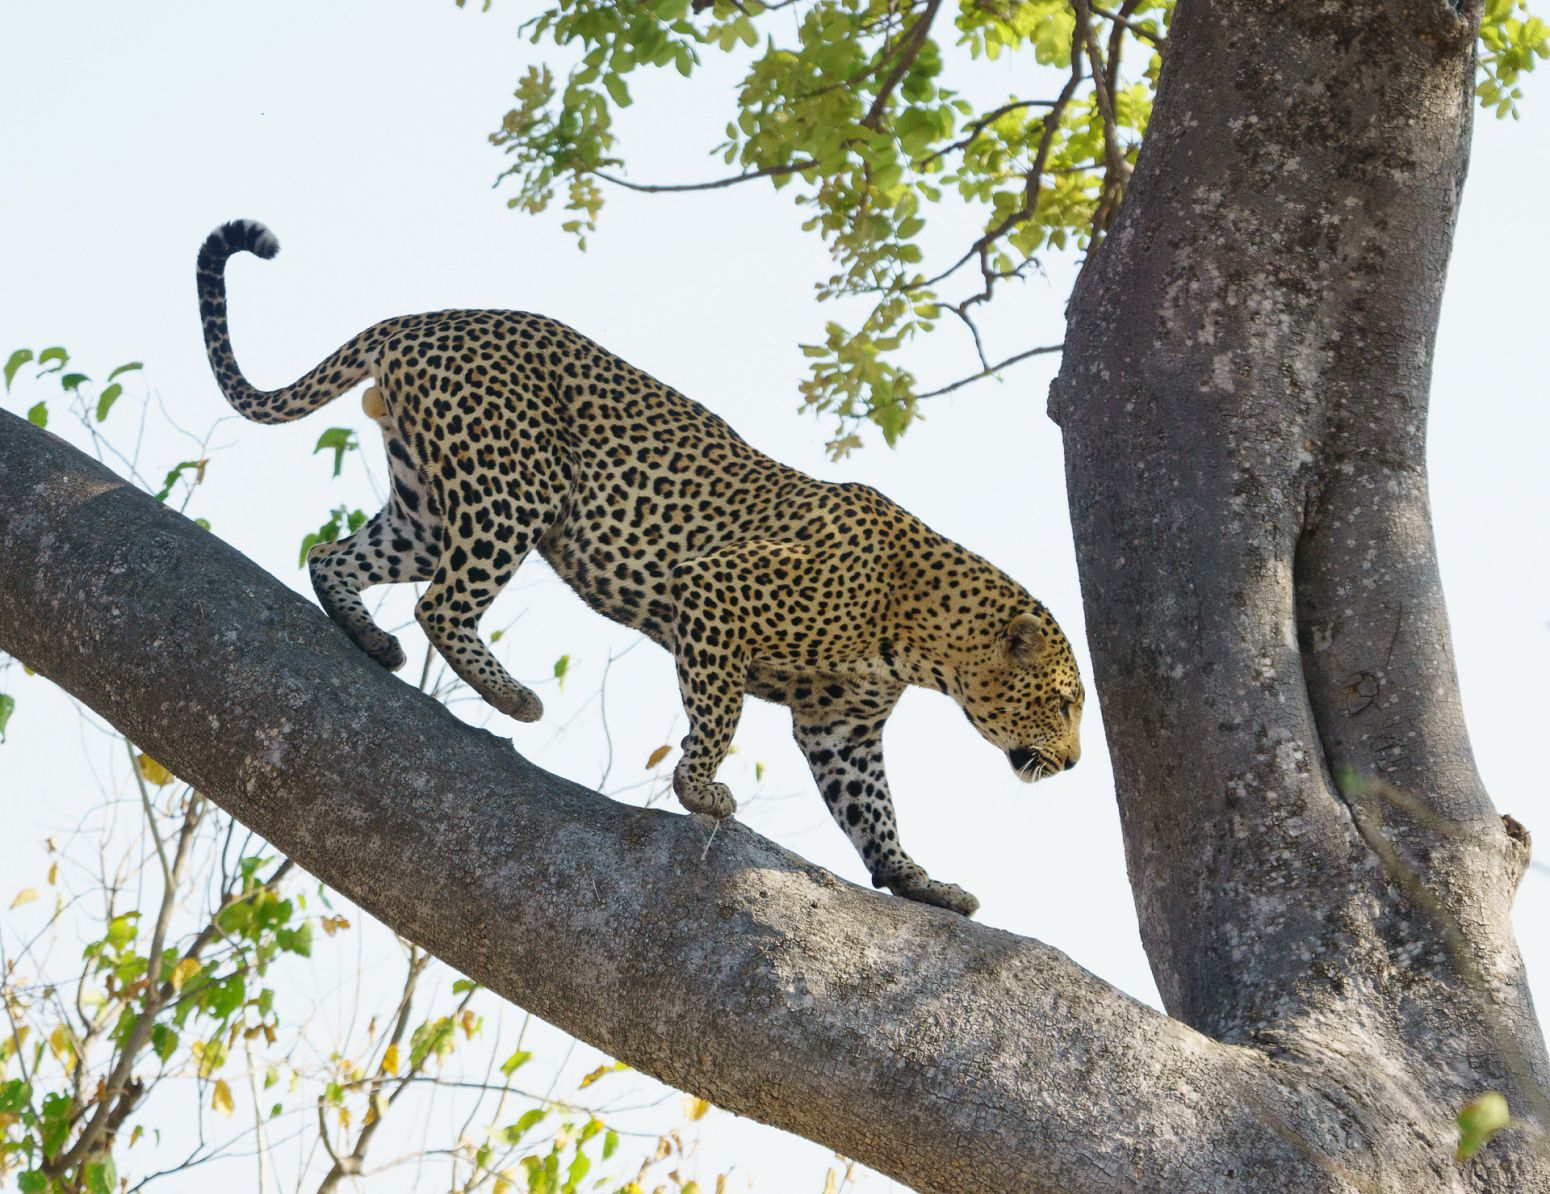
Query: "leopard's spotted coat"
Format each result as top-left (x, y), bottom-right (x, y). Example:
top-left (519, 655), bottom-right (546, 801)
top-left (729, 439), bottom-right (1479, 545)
top-left (197, 219), bottom-right (1084, 916)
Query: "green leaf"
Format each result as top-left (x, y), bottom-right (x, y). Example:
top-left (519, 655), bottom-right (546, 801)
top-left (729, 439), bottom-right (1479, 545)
top-left (40, 1090), bottom-right (71, 1158)
top-left (500, 1049), bottom-right (533, 1076)
top-left (59, 372), bottom-right (89, 392)
top-left (35, 346), bottom-right (67, 376)
top-left (0, 693), bottom-right (14, 743)
top-left (107, 361), bottom-right (143, 382)
top-left (84, 1158), bottom-right (117, 1194)
top-left (276, 920), bottom-right (313, 958)
top-left (601, 1128), bottom-right (619, 1160)
top-left (151, 1022), bottom-right (179, 1063)
top-left (603, 72), bottom-right (631, 107)
top-left (1457, 1091), bottom-right (1511, 1161)
top-left (26, 401), bottom-right (46, 428)
top-left (552, 654), bottom-right (571, 690)
top-left (106, 913), bottom-right (139, 950)
top-left (4, 349), bottom-right (32, 390)
top-left (96, 382), bottom-right (123, 422)
top-left (0, 1078), bottom-right (31, 1113)
top-left (313, 427), bottom-right (358, 478)
top-left (154, 460), bottom-right (203, 502)
top-left (17, 1171), bottom-right (46, 1194)
top-left (500, 1106), bottom-right (548, 1144)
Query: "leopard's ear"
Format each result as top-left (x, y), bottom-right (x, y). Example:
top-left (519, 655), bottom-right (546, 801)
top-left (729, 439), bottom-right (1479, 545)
top-left (1005, 612), bottom-right (1048, 664)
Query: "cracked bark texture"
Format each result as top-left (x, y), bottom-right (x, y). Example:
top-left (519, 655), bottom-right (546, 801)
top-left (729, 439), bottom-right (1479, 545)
top-left (2, 0), bottom-right (1547, 1189)
top-left (1046, 0), bottom-right (1550, 1187)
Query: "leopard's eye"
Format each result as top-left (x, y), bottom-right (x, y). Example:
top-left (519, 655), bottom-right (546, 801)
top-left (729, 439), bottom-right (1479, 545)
top-left (1059, 699), bottom-right (1073, 721)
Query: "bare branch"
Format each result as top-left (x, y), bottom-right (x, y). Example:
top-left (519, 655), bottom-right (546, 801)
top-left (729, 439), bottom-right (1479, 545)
top-left (915, 342), bottom-right (1063, 401)
top-left (1091, 1), bottom-right (1164, 46)
top-left (915, 98), bottom-right (1060, 167)
top-left (590, 159), bottom-right (815, 194)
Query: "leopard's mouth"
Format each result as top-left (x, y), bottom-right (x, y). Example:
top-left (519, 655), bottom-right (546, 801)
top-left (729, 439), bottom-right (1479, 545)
top-left (1008, 746), bottom-right (1062, 782)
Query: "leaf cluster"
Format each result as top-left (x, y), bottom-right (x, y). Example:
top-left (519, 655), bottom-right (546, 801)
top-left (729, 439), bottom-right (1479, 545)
top-left (485, 0), bottom-right (1544, 453)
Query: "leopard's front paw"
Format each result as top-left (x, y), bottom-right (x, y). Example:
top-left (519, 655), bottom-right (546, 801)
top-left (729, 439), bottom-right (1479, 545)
top-left (495, 684), bottom-right (545, 724)
top-left (877, 863), bottom-right (979, 917)
top-left (673, 771), bottom-right (737, 819)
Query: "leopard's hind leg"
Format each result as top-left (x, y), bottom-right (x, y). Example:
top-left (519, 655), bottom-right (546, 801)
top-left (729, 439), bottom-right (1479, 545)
top-left (414, 452), bottom-right (571, 723)
top-left (308, 499), bottom-right (436, 671)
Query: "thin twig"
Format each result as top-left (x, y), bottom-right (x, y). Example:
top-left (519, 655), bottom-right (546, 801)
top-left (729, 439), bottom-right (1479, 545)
top-left (1091, 1), bottom-right (1165, 45)
top-left (916, 98), bottom-right (1058, 167)
top-left (915, 343), bottom-right (1064, 401)
top-left (591, 158), bottom-right (815, 194)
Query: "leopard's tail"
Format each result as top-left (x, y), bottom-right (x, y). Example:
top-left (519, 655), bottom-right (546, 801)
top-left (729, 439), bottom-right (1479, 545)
top-left (197, 219), bottom-right (373, 424)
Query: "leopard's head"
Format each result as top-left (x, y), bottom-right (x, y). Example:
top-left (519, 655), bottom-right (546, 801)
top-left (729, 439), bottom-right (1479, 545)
top-left (955, 607), bottom-right (1084, 782)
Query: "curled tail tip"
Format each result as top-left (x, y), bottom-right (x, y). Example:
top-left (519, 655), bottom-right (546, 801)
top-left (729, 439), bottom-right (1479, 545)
top-left (197, 219), bottom-right (280, 271)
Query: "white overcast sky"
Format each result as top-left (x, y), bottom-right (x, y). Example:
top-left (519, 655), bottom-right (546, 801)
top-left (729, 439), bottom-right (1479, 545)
top-left (1, 4), bottom-right (1546, 1191)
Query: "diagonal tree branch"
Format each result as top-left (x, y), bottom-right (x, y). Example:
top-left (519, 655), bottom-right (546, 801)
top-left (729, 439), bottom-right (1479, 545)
top-left (1, 410), bottom-right (1394, 1193)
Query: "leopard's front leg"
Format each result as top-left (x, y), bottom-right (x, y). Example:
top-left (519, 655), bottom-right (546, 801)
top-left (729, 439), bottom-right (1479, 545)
top-left (791, 684), bottom-right (979, 917)
top-left (667, 557), bottom-right (748, 819)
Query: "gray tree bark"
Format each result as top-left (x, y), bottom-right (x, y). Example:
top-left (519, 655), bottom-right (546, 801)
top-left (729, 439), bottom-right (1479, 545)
top-left (1047, 0), bottom-right (1550, 1187)
top-left (2, 0), bottom-right (1547, 1190)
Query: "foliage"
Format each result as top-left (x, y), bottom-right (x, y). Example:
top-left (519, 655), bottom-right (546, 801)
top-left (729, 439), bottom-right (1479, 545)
top-left (1479, 0), bottom-right (1550, 118)
top-left (1457, 1091), bottom-right (1513, 1161)
top-left (478, 0), bottom-right (1544, 454)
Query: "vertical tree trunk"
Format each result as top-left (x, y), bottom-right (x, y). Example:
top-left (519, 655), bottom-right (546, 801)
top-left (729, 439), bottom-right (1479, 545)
top-left (1051, 0), bottom-right (1548, 1183)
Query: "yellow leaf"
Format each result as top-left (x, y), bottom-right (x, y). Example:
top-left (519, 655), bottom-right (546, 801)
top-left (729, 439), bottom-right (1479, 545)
top-left (211, 1079), bottom-right (235, 1117)
top-left (338, 1104), bottom-right (352, 1130)
top-left (381, 1043), bottom-right (400, 1075)
top-left (46, 862), bottom-right (57, 886)
top-left (129, 1125), bottom-right (144, 1148)
top-left (9, 888), bottom-right (38, 910)
top-left (171, 957), bottom-right (201, 993)
top-left (578, 1060), bottom-right (629, 1088)
top-left (3, 1027), bottom-right (31, 1059)
top-left (646, 744), bottom-right (672, 769)
top-left (494, 1171), bottom-right (515, 1194)
top-left (684, 1096), bottom-right (711, 1122)
top-left (136, 753), bottom-right (174, 786)
top-left (48, 1025), bottom-right (76, 1068)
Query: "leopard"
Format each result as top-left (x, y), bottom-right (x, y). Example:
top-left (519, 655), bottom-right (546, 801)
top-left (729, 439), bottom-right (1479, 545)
top-left (196, 218), bottom-right (1085, 917)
